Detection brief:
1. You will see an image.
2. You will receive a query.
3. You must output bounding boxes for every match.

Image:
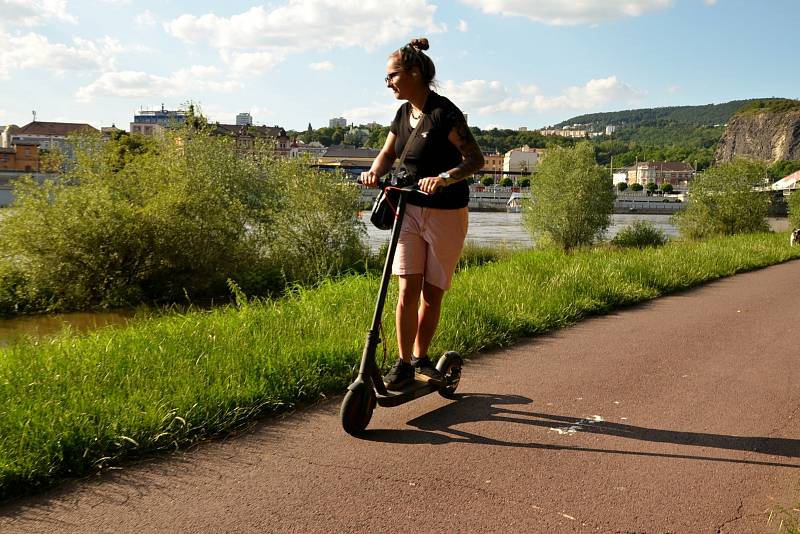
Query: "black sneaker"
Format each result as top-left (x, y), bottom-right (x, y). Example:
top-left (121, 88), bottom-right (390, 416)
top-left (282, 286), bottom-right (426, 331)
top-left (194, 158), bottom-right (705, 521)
top-left (383, 358), bottom-right (415, 391)
top-left (412, 356), bottom-right (442, 384)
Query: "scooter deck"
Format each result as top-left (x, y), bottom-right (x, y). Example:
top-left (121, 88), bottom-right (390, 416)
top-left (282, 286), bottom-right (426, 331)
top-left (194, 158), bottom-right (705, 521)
top-left (376, 379), bottom-right (440, 407)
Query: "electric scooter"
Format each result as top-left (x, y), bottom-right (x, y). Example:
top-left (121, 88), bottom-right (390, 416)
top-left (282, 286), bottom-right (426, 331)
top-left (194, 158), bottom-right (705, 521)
top-left (340, 174), bottom-right (463, 435)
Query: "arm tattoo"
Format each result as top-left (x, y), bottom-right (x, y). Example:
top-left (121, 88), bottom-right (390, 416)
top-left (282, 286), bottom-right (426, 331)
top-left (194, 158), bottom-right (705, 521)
top-left (451, 120), bottom-right (485, 178)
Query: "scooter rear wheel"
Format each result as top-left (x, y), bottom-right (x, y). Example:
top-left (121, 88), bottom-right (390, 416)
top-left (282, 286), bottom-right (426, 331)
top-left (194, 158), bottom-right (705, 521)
top-left (340, 386), bottom-right (376, 435)
top-left (436, 351), bottom-right (463, 399)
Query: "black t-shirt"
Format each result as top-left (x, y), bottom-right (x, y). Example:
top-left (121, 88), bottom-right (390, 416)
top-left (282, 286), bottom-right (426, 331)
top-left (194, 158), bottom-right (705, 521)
top-left (389, 91), bottom-right (469, 209)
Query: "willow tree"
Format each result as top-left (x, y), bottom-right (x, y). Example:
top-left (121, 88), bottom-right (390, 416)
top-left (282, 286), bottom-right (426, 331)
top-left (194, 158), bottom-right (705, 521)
top-left (673, 158), bottom-right (769, 240)
top-left (523, 142), bottom-right (614, 251)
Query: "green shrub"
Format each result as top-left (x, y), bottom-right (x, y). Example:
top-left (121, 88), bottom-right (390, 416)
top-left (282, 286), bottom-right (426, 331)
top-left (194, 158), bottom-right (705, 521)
top-left (617, 182), bottom-right (628, 192)
top-left (518, 178), bottom-right (531, 188)
top-left (788, 191), bottom-right (800, 229)
top-left (673, 158), bottom-right (770, 239)
top-left (481, 176), bottom-right (494, 187)
top-left (0, 130), bottom-right (365, 312)
top-left (611, 221), bottom-right (668, 248)
top-left (523, 142), bottom-right (614, 251)
top-left (630, 183), bottom-right (644, 191)
top-left (500, 177), bottom-right (513, 187)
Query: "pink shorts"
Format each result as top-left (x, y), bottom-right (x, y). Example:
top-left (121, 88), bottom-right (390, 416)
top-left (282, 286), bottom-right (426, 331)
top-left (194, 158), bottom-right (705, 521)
top-left (392, 205), bottom-right (469, 290)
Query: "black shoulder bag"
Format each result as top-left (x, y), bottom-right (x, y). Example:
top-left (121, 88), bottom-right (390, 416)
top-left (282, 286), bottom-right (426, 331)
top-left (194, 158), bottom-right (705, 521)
top-left (369, 115), bottom-right (424, 230)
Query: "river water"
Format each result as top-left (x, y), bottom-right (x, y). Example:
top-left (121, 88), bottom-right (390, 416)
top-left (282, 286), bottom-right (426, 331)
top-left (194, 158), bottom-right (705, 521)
top-left (361, 212), bottom-right (683, 250)
top-left (362, 211), bottom-right (790, 250)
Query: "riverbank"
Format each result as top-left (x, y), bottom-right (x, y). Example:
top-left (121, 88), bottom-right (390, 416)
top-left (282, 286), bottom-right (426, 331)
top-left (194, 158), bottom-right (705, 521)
top-left (1, 232), bottom-right (799, 500)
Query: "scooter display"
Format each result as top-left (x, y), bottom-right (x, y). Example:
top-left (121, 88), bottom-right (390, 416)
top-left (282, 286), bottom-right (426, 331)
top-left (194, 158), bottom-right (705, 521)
top-left (340, 174), bottom-right (463, 435)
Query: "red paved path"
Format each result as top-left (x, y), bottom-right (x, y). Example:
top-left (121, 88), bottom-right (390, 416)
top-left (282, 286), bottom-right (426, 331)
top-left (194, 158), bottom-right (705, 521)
top-left (2, 261), bottom-right (799, 533)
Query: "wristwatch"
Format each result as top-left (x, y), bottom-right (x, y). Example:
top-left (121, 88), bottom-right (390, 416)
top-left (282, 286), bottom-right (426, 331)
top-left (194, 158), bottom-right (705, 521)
top-left (438, 172), bottom-right (454, 186)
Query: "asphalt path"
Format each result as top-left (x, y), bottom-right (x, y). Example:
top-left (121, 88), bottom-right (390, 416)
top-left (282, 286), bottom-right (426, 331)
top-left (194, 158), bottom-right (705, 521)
top-left (2, 261), bottom-right (799, 533)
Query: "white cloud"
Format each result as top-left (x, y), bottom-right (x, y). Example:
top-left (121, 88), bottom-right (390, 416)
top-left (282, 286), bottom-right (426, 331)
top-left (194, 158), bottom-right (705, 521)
top-left (459, 0), bottom-right (674, 26)
top-left (76, 66), bottom-right (242, 102)
top-left (340, 102), bottom-right (398, 125)
top-left (309, 61), bottom-right (335, 71)
top-left (221, 50), bottom-right (285, 76)
top-left (438, 76), bottom-right (644, 116)
top-left (439, 79), bottom-right (511, 113)
top-left (165, 1), bottom-right (445, 74)
top-left (530, 76), bottom-right (645, 111)
top-left (458, 19), bottom-right (469, 32)
top-left (0, 0), bottom-right (77, 27)
top-left (135, 10), bottom-right (157, 28)
top-left (704, 0), bottom-right (717, 5)
top-left (0, 32), bottom-right (129, 78)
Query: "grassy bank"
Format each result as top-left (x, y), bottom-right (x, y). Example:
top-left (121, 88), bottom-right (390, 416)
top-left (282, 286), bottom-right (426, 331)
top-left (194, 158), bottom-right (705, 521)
top-left (1, 232), bottom-right (799, 499)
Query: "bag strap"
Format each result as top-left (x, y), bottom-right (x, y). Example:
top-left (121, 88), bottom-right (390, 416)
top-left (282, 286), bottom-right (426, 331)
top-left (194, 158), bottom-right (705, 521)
top-left (395, 110), bottom-right (424, 170)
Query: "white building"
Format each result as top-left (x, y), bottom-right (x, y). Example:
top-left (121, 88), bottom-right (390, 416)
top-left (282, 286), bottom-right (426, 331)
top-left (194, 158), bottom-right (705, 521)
top-left (329, 117), bottom-right (347, 128)
top-left (605, 125), bottom-right (616, 135)
top-left (236, 112), bottom-right (253, 126)
top-left (503, 145), bottom-right (542, 175)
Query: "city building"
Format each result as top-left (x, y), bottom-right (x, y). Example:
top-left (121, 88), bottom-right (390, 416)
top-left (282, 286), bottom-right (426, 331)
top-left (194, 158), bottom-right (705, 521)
top-left (100, 124), bottom-right (122, 140)
top-left (210, 123), bottom-right (291, 157)
top-left (329, 117), bottom-right (347, 129)
top-left (0, 125), bottom-right (20, 148)
top-left (289, 139), bottom-right (327, 159)
top-left (236, 112), bottom-right (253, 126)
top-left (130, 105), bottom-right (188, 136)
top-left (317, 145), bottom-right (379, 177)
top-left (9, 121), bottom-right (99, 160)
top-left (0, 142), bottom-right (39, 172)
top-left (537, 128), bottom-right (589, 139)
top-left (627, 161), bottom-right (696, 189)
top-left (481, 151), bottom-right (505, 180)
top-left (503, 145), bottom-right (543, 176)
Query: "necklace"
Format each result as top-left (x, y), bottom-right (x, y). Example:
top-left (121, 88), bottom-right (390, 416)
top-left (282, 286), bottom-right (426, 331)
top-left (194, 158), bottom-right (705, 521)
top-left (410, 107), bottom-right (422, 120)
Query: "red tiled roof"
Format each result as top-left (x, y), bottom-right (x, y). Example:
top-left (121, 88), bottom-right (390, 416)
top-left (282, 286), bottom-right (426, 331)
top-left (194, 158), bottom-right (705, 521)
top-left (17, 121), bottom-right (99, 136)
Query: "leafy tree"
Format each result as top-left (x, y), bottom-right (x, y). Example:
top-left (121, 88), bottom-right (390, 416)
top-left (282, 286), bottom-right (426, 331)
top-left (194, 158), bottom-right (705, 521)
top-left (523, 142), bottom-right (614, 251)
top-left (616, 182), bottom-right (628, 192)
top-left (500, 177), bottom-right (513, 187)
top-left (646, 182), bottom-right (657, 194)
top-left (767, 160), bottom-right (800, 182)
top-left (630, 183), bottom-right (644, 192)
top-left (103, 131), bottom-right (158, 172)
top-left (788, 191), bottom-right (800, 229)
top-left (673, 158), bottom-right (770, 239)
top-left (518, 177), bottom-right (531, 188)
top-left (660, 183), bottom-right (674, 194)
top-left (481, 176), bottom-right (494, 186)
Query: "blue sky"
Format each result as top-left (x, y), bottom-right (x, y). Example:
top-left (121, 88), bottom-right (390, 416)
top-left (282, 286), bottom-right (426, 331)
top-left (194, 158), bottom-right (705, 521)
top-left (1, 0), bottom-right (798, 132)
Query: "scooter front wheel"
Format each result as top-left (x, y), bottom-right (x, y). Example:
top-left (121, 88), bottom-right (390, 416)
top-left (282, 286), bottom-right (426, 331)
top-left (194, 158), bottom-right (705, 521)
top-left (340, 386), bottom-right (376, 435)
top-left (436, 351), bottom-right (463, 399)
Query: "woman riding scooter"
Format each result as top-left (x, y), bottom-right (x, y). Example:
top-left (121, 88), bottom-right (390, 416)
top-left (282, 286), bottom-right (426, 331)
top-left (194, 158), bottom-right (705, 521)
top-left (360, 37), bottom-right (485, 390)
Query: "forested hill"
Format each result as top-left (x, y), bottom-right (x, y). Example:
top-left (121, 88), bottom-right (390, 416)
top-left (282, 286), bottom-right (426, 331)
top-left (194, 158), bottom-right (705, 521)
top-left (553, 99), bottom-right (779, 129)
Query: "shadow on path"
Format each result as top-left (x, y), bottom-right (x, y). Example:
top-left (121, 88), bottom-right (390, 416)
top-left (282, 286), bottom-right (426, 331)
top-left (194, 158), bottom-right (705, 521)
top-left (364, 393), bottom-right (800, 469)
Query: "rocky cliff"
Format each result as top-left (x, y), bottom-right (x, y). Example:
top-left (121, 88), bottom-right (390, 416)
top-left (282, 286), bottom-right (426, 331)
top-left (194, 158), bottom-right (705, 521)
top-left (716, 109), bottom-right (800, 162)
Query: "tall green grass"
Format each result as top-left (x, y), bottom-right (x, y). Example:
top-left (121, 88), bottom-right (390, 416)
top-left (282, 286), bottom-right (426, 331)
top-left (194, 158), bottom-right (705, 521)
top-left (1, 232), bottom-right (798, 499)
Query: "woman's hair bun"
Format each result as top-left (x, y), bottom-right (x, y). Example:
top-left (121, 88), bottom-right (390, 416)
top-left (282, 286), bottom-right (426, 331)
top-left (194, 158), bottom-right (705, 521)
top-left (408, 38), bottom-right (429, 51)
